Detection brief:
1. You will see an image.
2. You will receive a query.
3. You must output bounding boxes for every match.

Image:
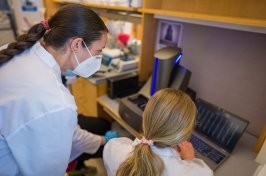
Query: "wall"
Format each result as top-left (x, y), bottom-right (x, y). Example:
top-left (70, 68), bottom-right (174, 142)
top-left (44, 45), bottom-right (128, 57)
top-left (179, 23), bottom-right (266, 137)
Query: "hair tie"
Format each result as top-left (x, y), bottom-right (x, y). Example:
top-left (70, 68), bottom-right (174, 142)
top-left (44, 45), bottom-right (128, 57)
top-left (41, 20), bottom-right (50, 30)
top-left (140, 137), bottom-right (154, 146)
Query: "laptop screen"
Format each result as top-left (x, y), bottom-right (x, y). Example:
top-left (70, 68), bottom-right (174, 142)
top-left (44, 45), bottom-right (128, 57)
top-left (194, 99), bottom-right (249, 152)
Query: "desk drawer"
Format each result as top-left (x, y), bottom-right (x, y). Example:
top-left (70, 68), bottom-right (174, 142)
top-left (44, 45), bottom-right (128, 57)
top-left (75, 98), bottom-right (97, 117)
top-left (71, 77), bottom-right (107, 117)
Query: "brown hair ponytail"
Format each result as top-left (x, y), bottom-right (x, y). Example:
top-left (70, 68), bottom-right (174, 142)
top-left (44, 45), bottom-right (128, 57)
top-left (0, 23), bottom-right (46, 65)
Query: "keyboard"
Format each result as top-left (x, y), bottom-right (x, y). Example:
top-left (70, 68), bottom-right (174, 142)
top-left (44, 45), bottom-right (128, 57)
top-left (190, 134), bottom-right (226, 164)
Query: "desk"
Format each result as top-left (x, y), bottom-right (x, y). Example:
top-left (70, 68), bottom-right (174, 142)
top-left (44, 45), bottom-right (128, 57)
top-left (97, 95), bottom-right (260, 176)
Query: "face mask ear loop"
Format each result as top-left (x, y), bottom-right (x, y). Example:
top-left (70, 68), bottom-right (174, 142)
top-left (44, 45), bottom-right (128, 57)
top-left (73, 51), bottom-right (80, 65)
top-left (83, 41), bottom-right (93, 57)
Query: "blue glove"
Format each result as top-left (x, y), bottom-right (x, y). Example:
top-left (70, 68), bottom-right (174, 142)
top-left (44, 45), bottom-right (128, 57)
top-left (104, 130), bottom-right (119, 143)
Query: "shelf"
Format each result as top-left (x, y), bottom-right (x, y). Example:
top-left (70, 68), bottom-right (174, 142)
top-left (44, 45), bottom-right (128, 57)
top-left (54, 0), bottom-right (139, 12)
top-left (138, 8), bottom-right (266, 28)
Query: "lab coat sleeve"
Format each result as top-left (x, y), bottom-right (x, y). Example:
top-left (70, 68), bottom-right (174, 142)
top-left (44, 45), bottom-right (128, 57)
top-left (69, 125), bottom-right (102, 161)
top-left (5, 107), bottom-right (77, 176)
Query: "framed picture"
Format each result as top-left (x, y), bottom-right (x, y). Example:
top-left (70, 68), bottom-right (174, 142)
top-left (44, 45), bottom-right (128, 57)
top-left (155, 20), bottom-right (183, 51)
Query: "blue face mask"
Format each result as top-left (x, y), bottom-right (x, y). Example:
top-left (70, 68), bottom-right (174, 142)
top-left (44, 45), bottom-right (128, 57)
top-left (62, 69), bottom-right (77, 76)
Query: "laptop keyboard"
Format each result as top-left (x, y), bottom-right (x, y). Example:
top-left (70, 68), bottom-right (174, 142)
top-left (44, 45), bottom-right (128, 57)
top-left (190, 134), bottom-right (226, 164)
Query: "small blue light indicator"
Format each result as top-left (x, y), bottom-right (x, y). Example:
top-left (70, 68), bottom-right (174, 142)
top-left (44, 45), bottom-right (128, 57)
top-left (174, 53), bottom-right (182, 66)
top-left (151, 57), bottom-right (159, 96)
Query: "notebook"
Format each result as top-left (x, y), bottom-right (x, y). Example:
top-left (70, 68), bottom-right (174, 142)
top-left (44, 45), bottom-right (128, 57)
top-left (189, 98), bottom-right (249, 170)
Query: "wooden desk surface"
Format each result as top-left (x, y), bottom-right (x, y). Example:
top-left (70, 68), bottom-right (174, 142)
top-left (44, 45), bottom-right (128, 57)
top-left (97, 95), bottom-right (141, 138)
top-left (97, 95), bottom-right (260, 176)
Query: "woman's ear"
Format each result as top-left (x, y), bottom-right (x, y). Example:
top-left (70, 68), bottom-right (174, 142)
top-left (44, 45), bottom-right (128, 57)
top-left (70, 38), bottom-right (83, 52)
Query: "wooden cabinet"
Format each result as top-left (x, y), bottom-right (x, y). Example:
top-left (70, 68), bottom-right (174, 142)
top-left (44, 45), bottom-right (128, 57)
top-left (140, 0), bottom-right (266, 27)
top-left (70, 77), bottom-right (107, 117)
top-left (44, 0), bottom-right (61, 18)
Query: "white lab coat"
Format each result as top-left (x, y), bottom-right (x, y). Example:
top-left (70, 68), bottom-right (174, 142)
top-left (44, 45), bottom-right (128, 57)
top-left (0, 42), bottom-right (101, 176)
top-left (103, 137), bottom-right (213, 176)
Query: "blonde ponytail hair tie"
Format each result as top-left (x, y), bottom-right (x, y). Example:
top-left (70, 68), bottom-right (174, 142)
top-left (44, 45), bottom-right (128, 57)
top-left (140, 137), bottom-right (154, 146)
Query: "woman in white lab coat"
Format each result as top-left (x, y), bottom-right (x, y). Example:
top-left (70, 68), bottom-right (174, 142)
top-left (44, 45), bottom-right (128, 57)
top-left (103, 88), bottom-right (213, 176)
top-left (0, 4), bottom-right (118, 176)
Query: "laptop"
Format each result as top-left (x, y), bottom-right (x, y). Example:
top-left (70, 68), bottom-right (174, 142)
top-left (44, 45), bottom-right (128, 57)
top-left (189, 98), bottom-right (249, 170)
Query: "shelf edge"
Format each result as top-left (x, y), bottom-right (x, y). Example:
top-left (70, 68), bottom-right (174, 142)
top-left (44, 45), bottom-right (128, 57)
top-left (139, 8), bottom-right (266, 29)
top-left (54, 0), bottom-right (139, 12)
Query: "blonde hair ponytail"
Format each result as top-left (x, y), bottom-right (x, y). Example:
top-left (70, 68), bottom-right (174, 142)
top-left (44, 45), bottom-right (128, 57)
top-left (116, 88), bottom-right (196, 176)
top-left (116, 144), bottom-right (164, 176)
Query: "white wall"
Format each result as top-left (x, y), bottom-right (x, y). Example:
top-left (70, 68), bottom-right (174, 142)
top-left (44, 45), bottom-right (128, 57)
top-left (179, 23), bottom-right (266, 137)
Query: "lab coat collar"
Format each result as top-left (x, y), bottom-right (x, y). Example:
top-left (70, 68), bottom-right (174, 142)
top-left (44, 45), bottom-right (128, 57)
top-left (31, 41), bottom-right (61, 78)
top-left (133, 138), bottom-right (180, 158)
